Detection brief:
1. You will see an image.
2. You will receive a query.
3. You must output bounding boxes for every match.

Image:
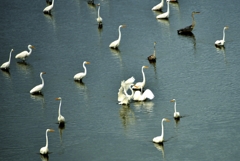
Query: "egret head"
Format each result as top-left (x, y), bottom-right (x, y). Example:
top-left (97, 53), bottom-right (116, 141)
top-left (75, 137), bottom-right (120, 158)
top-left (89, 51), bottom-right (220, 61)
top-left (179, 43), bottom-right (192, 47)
top-left (143, 66), bottom-right (149, 69)
top-left (47, 129), bottom-right (55, 132)
top-left (170, 99), bottom-right (176, 102)
top-left (163, 118), bottom-right (170, 122)
top-left (224, 26), bottom-right (229, 30)
top-left (84, 61), bottom-right (90, 64)
top-left (29, 45), bottom-right (35, 49)
top-left (41, 72), bottom-right (46, 75)
top-left (56, 97), bottom-right (62, 100)
top-left (120, 25), bottom-right (126, 28)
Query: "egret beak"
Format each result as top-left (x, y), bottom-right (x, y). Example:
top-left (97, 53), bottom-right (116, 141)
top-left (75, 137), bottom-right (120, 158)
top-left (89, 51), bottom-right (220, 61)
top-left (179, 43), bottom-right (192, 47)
top-left (31, 45), bottom-right (35, 49)
top-left (86, 62), bottom-right (90, 64)
top-left (49, 129), bottom-right (55, 132)
top-left (165, 119), bottom-right (170, 122)
top-left (42, 72), bottom-right (46, 74)
top-left (121, 25), bottom-right (126, 28)
top-left (170, 99), bottom-right (175, 102)
top-left (144, 66), bottom-right (149, 68)
top-left (56, 97), bottom-right (61, 100)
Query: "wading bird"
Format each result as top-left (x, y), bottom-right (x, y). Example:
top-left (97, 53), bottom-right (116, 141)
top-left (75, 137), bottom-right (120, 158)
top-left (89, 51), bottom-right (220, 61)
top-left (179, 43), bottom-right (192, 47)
top-left (170, 99), bottom-right (180, 119)
top-left (215, 26), bottom-right (229, 47)
top-left (96, 4), bottom-right (102, 28)
top-left (1, 49), bottom-right (13, 70)
top-left (30, 72), bottom-right (46, 94)
top-left (43, 0), bottom-right (54, 14)
top-left (133, 66), bottom-right (148, 91)
top-left (156, 0), bottom-right (170, 19)
top-left (74, 61), bottom-right (90, 82)
top-left (153, 118), bottom-right (170, 144)
top-left (109, 25), bottom-right (126, 49)
top-left (56, 97), bottom-right (65, 124)
top-left (148, 42), bottom-right (157, 62)
top-left (15, 45), bottom-right (34, 61)
top-left (177, 11), bottom-right (200, 34)
top-left (40, 129), bottom-right (54, 155)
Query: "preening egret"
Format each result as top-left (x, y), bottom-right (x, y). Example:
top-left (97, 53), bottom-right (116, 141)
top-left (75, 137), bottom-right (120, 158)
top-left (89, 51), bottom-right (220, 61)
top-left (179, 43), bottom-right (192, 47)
top-left (156, 0), bottom-right (170, 19)
top-left (118, 77), bottom-right (135, 102)
top-left (148, 42), bottom-right (156, 62)
top-left (1, 49), bottom-right (13, 70)
top-left (109, 25), bottom-right (126, 49)
top-left (96, 4), bottom-right (102, 28)
top-left (56, 97), bottom-right (65, 124)
top-left (30, 72), bottom-right (46, 94)
top-left (132, 66), bottom-right (148, 91)
top-left (152, 0), bottom-right (164, 11)
top-left (153, 118), bottom-right (170, 144)
top-left (40, 129), bottom-right (54, 155)
top-left (177, 11), bottom-right (200, 34)
top-left (74, 61), bottom-right (90, 82)
top-left (133, 89), bottom-right (154, 101)
top-left (118, 84), bottom-right (134, 105)
top-left (215, 26), bottom-right (229, 47)
top-left (15, 45), bottom-right (35, 61)
top-left (43, 0), bottom-right (54, 14)
top-left (170, 99), bottom-right (180, 119)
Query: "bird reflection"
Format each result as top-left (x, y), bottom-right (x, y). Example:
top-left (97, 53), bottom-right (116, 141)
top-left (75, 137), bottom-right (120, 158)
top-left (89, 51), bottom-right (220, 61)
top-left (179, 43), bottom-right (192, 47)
top-left (30, 94), bottom-right (45, 108)
top-left (58, 123), bottom-right (65, 144)
top-left (110, 48), bottom-right (123, 64)
top-left (74, 81), bottom-right (87, 90)
top-left (179, 33), bottom-right (196, 49)
top-left (133, 101), bottom-right (154, 113)
top-left (153, 143), bottom-right (165, 159)
top-left (216, 47), bottom-right (228, 64)
top-left (40, 154), bottom-right (49, 161)
top-left (16, 61), bottom-right (33, 75)
top-left (157, 19), bottom-right (170, 26)
top-left (1, 69), bottom-right (11, 79)
top-left (119, 105), bottom-right (136, 129)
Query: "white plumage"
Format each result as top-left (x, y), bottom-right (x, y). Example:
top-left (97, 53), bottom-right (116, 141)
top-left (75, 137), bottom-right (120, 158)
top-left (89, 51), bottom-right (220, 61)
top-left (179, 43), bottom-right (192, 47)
top-left (56, 97), bottom-right (65, 124)
top-left (215, 26), bottom-right (229, 47)
top-left (156, 0), bottom-right (170, 19)
top-left (133, 89), bottom-right (154, 101)
top-left (1, 49), bottom-right (13, 70)
top-left (15, 45), bottom-right (34, 61)
top-left (170, 99), bottom-right (180, 119)
top-left (40, 129), bottom-right (54, 155)
top-left (132, 66), bottom-right (148, 91)
top-left (152, 118), bottom-right (170, 144)
top-left (74, 61), bottom-right (90, 82)
top-left (152, 0), bottom-right (164, 11)
top-left (30, 72), bottom-right (46, 94)
top-left (109, 25), bottom-right (126, 49)
top-left (43, 0), bottom-right (55, 14)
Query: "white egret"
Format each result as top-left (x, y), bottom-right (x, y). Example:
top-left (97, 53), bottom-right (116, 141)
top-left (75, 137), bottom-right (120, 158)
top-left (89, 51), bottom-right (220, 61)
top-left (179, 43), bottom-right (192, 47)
top-left (118, 77), bottom-right (135, 102)
top-left (109, 25), bottom-right (126, 49)
top-left (177, 12), bottom-right (200, 34)
top-left (1, 49), bottom-right (13, 70)
top-left (118, 84), bottom-right (134, 105)
top-left (132, 66), bottom-right (148, 91)
top-left (96, 4), bottom-right (102, 28)
top-left (15, 45), bottom-right (35, 61)
top-left (148, 42), bottom-right (156, 62)
top-left (40, 129), bottom-right (54, 155)
top-left (152, 0), bottom-right (164, 11)
top-left (153, 118), bottom-right (170, 144)
top-left (43, 0), bottom-right (54, 14)
top-left (56, 97), bottom-right (65, 124)
top-left (133, 89), bottom-right (154, 101)
top-left (170, 99), bottom-right (180, 119)
top-left (74, 61), bottom-right (90, 82)
top-left (30, 72), bottom-right (46, 94)
top-left (156, 0), bottom-right (170, 19)
top-left (215, 26), bottom-right (229, 47)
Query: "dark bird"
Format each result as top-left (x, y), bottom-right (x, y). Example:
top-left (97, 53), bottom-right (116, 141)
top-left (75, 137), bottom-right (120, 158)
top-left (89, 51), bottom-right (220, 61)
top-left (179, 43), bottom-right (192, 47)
top-left (148, 42), bottom-right (156, 62)
top-left (177, 11), bottom-right (200, 35)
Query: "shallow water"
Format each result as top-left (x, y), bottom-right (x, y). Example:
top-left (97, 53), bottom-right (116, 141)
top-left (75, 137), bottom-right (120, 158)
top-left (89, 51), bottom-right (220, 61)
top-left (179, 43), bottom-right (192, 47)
top-left (1, 0), bottom-right (240, 160)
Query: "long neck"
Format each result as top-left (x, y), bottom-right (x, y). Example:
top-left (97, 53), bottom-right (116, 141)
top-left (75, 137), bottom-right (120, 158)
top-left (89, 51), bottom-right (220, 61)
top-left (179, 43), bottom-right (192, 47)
top-left (28, 46), bottom-right (32, 56)
top-left (45, 130), bottom-right (49, 148)
top-left (174, 102), bottom-right (177, 113)
top-left (129, 86), bottom-right (134, 99)
top-left (83, 63), bottom-right (87, 75)
top-left (40, 73), bottom-right (44, 86)
top-left (142, 67), bottom-right (146, 85)
top-left (8, 50), bottom-right (12, 63)
top-left (58, 100), bottom-right (62, 116)
top-left (166, 1), bottom-right (170, 14)
top-left (98, 6), bottom-right (100, 18)
top-left (161, 120), bottom-right (164, 138)
top-left (153, 45), bottom-right (156, 56)
top-left (223, 28), bottom-right (226, 42)
top-left (191, 13), bottom-right (196, 28)
top-left (51, 0), bottom-right (54, 6)
top-left (117, 26), bottom-right (122, 42)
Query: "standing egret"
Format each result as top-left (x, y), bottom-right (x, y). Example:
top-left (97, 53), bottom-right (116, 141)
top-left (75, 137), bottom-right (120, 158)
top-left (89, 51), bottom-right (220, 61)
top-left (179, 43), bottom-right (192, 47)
top-left (56, 97), bottom-right (65, 124)
top-left (109, 25), bottom-right (126, 49)
top-left (156, 0), bottom-right (170, 19)
top-left (118, 77), bottom-right (135, 102)
top-left (153, 118), bottom-right (170, 144)
top-left (96, 4), bottom-right (102, 28)
top-left (40, 129), bottom-right (54, 155)
top-left (152, 0), bottom-right (164, 11)
top-left (133, 89), bottom-right (154, 101)
top-left (170, 99), bottom-right (180, 119)
top-left (215, 26), bottom-right (229, 47)
top-left (132, 66), bottom-right (148, 91)
top-left (1, 49), bottom-right (13, 70)
top-left (148, 42), bottom-right (157, 62)
top-left (74, 61), bottom-right (90, 82)
top-left (177, 12), bottom-right (200, 34)
top-left (30, 72), bottom-right (46, 94)
top-left (15, 45), bottom-right (35, 61)
top-left (43, 0), bottom-right (54, 14)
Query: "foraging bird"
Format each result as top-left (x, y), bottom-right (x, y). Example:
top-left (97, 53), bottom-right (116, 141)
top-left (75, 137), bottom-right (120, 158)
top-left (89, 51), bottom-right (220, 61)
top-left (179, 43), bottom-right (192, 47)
top-left (15, 45), bottom-right (35, 61)
top-left (96, 4), bottom-right (102, 28)
top-left (170, 99), bottom-right (180, 119)
top-left (1, 49), bottom-right (13, 70)
top-left (30, 72), bottom-right (46, 94)
top-left (56, 97), bottom-right (65, 124)
top-left (109, 25), bottom-right (126, 49)
top-left (152, 118), bottom-right (170, 144)
top-left (40, 129), bottom-right (54, 155)
top-left (74, 61), bottom-right (90, 82)
top-left (132, 66), bottom-right (148, 91)
top-left (43, 0), bottom-right (54, 14)
top-left (152, 0), bottom-right (164, 11)
top-left (156, 0), bottom-right (170, 19)
top-left (133, 89), bottom-right (154, 101)
top-left (148, 42), bottom-right (157, 62)
top-left (177, 11), bottom-right (200, 34)
top-left (215, 26), bottom-right (229, 47)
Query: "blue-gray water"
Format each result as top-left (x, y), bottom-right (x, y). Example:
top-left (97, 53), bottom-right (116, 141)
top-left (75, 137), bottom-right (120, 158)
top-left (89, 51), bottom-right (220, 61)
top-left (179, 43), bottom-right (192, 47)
top-left (1, 0), bottom-right (240, 160)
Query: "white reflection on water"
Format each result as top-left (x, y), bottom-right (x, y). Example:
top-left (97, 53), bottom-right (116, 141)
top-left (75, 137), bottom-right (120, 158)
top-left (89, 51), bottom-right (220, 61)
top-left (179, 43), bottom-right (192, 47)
top-left (30, 94), bottom-right (45, 108)
top-left (1, 69), bottom-right (11, 80)
top-left (216, 47), bottom-right (227, 64)
top-left (16, 62), bottom-right (34, 76)
top-left (153, 143), bottom-right (165, 159)
top-left (119, 105), bottom-right (136, 129)
top-left (40, 154), bottom-right (49, 161)
top-left (133, 101), bottom-right (154, 113)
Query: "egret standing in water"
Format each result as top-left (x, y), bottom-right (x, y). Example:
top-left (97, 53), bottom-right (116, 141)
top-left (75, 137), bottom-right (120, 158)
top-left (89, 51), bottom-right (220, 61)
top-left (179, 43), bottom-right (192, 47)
top-left (96, 4), bottom-right (102, 28)
top-left (30, 72), bottom-right (46, 94)
top-left (153, 118), bottom-right (170, 144)
top-left (170, 99), bottom-right (180, 119)
top-left (152, 0), bottom-right (164, 11)
top-left (109, 25), bottom-right (126, 49)
top-left (156, 0), bottom-right (170, 19)
top-left (132, 66), bottom-right (148, 91)
top-left (1, 49), bottom-right (13, 70)
top-left (74, 61), bottom-right (90, 82)
top-left (15, 45), bottom-right (35, 61)
top-left (148, 42), bottom-right (157, 62)
top-left (43, 0), bottom-right (54, 14)
top-left (215, 26), bottom-right (229, 47)
top-left (56, 97), bottom-right (65, 124)
top-left (177, 11), bottom-right (200, 34)
top-left (40, 129), bottom-right (54, 155)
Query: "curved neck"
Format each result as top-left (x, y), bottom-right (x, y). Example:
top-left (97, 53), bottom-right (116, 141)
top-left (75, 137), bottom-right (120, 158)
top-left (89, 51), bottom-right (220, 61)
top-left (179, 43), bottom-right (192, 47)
top-left (174, 102), bottom-right (177, 113)
top-left (45, 130), bottom-right (49, 148)
top-left (8, 50), bottom-right (12, 63)
top-left (98, 6), bottom-right (100, 18)
top-left (223, 28), bottom-right (226, 41)
top-left (28, 46), bottom-right (32, 56)
top-left (83, 63), bottom-right (87, 75)
top-left (191, 13), bottom-right (196, 28)
top-left (51, 0), bottom-right (54, 6)
top-left (166, 1), bottom-right (170, 14)
top-left (142, 67), bottom-right (146, 85)
top-left (161, 119), bottom-right (164, 138)
top-left (58, 100), bottom-right (62, 116)
top-left (117, 26), bottom-right (122, 42)
top-left (40, 73), bottom-right (44, 86)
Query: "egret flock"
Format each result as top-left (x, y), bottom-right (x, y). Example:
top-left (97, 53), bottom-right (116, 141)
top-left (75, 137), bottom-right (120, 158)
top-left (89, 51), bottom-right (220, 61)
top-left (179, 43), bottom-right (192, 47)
top-left (0, 0), bottom-right (231, 157)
